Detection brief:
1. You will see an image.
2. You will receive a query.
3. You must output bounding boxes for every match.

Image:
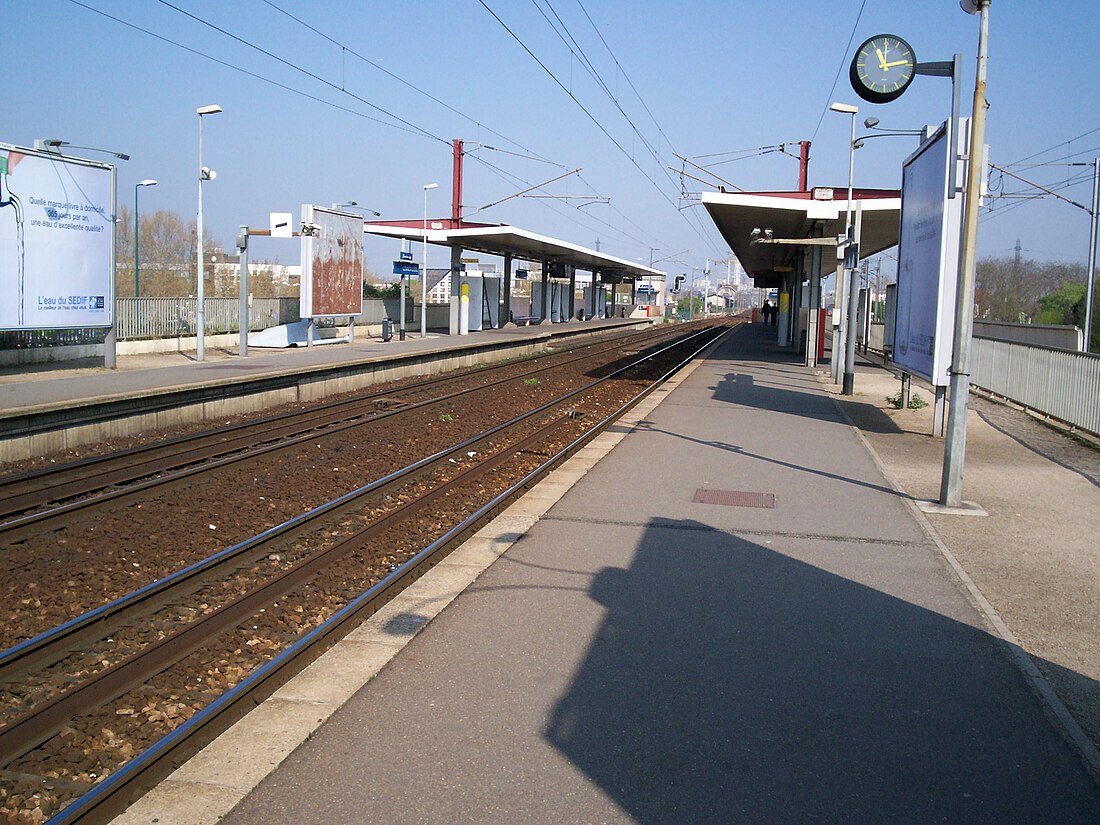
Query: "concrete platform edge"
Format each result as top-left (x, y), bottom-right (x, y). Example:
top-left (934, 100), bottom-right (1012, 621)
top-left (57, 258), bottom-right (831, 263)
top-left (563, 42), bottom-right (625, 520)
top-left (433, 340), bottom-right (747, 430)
top-left (827, 384), bottom-right (1100, 784)
top-left (108, 338), bottom-right (716, 825)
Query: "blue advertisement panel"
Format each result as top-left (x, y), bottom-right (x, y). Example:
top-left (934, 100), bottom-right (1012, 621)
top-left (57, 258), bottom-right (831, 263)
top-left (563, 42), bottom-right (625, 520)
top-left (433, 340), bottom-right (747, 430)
top-left (0, 145), bottom-right (115, 330)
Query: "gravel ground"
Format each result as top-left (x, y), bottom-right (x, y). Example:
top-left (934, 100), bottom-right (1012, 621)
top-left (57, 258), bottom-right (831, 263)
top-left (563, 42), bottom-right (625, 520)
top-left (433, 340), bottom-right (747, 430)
top-left (830, 361), bottom-right (1100, 758)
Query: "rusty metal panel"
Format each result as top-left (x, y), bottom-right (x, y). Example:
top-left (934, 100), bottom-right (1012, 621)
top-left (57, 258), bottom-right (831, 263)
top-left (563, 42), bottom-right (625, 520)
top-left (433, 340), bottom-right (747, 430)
top-left (692, 488), bottom-right (776, 509)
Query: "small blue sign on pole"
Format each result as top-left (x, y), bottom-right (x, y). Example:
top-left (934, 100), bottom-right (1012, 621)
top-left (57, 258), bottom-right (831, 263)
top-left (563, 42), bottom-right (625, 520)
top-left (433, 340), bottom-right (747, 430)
top-left (399, 251), bottom-right (414, 261)
top-left (393, 261), bottom-right (420, 277)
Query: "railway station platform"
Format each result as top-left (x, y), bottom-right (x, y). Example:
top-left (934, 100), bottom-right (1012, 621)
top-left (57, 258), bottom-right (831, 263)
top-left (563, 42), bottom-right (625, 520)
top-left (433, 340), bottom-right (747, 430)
top-left (112, 320), bottom-right (1100, 824)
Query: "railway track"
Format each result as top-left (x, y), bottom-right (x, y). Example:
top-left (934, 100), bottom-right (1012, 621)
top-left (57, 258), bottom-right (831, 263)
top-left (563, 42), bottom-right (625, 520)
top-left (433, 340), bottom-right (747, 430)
top-left (0, 325), bottom-right (714, 650)
top-left (0, 322), bottom-right (730, 824)
top-left (0, 324), bottom-right (687, 523)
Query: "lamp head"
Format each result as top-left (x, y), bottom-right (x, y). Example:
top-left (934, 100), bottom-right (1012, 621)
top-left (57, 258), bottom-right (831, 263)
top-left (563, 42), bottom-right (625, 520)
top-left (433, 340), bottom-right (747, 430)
top-left (829, 102), bottom-right (858, 114)
top-left (423, 182), bottom-right (439, 191)
top-left (863, 117), bottom-right (880, 129)
top-left (200, 166), bottom-right (216, 181)
top-left (197, 104), bottom-right (223, 116)
top-left (138, 179), bottom-right (158, 187)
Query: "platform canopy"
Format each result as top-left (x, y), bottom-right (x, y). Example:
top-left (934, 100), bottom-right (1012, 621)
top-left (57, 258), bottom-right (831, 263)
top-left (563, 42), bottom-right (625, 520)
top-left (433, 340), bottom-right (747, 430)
top-left (363, 219), bottom-right (664, 281)
top-left (702, 188), bottom-right (901, 288)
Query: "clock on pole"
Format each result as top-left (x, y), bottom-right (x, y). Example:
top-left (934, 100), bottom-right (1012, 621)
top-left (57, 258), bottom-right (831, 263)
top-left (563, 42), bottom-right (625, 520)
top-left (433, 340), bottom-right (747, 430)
top-left (850, 34), bottom-right (917, 104)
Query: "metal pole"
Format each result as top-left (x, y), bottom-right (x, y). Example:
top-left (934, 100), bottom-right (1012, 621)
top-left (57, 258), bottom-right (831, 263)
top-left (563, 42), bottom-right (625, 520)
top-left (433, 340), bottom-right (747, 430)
top-left (832, 261), bottom-right (845, 383)
top-left (1084, 157), bottom-right (1099, 352)
top-left (105, 164), bottom-right (117, 370)
top-left (134, 184), bottom-right (140, 298)
top-left (238, 225), bottom-right (249, 357)
top-left (421, 184), bottom-right (436, 338)
top-left (399, 273), bottom-right (406, 340)
top-left (950, 54), bottom-right (962, 198)
top-left (196, 116), bottom-right (206, 362)
top-left (842, 110), bottom-right (858, 395)
top-left (689, 267), bottom-right (696, 320)
top-left (940, 0), bottom-right (990, 508)
top-left (703, 259), bottom-right (710, 318)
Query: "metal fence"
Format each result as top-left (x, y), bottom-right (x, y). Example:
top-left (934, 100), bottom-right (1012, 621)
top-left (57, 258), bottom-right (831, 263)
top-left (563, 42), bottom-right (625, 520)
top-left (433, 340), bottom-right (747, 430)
top-left (0, 297), bottom-right (413, 351)
top-left (971, 337), bottom-right (1100, 438)
top-left (114, 297), bottom-right (298, 339)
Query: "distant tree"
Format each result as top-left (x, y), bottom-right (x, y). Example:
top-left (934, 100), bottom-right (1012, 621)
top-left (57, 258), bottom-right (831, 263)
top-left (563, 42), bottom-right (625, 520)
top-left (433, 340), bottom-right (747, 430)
top-left (975, 256), bottom-right (1086, 323)
top-left (246, 262), bottom-right (298, 298)
top-left (363, 281), bottom-right (401, 298)
top-left (116, 206), bottom-right (223, 298)
top-left (1034, 281), bottom-right (1087, 327)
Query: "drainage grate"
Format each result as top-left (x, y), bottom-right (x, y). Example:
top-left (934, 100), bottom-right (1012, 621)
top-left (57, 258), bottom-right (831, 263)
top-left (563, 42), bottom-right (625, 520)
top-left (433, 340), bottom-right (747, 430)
top-left (692, 488), bottom-right (776, 509)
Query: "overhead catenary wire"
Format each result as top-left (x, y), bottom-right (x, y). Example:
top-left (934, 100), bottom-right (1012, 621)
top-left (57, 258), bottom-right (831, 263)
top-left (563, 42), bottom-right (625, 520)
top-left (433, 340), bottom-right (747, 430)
top-left (258, 0), bottom-right (564, 165)
top-left (249, 0), bottom-right (692, 257)
top-left (154, 0), bottom-right (449, 145)
top-left (73, 0), bottom-right (696, 263)
top-left (478, 0), bottom-right (724, 253)
top-left (66, 0), bottom-right (439, 141)
top-left (562, 0), bottom-right (725, 250)
top-left (73, 0), bottom-right (666, 258)
top-left (808, 0), bottom-right (868, 143)
top-left (1002, 126), bottom-right (1100, 168)
top-left (532, 0), bottom-right (723, 253)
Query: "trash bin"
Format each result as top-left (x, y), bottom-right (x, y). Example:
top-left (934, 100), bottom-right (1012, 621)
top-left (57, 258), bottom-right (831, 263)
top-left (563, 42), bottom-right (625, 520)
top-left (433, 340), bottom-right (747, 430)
top-left (382, 317), bottom-right (393, 342)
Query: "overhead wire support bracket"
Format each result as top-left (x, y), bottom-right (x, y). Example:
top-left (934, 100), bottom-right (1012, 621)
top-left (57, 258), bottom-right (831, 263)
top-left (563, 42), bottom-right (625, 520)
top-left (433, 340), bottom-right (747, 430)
top-left (477, 167), bottom-right (581, 212)
top-left (988, 162), bottom-right (1092, 213)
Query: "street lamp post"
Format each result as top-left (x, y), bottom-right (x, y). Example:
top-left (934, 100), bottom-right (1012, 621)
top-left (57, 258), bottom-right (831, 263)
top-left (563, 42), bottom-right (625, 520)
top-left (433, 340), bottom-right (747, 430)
top-left (134, 180), bottom-right (157, 298)
top-left (830, 101), bottom-right (859, 395)
top-left (196, 103), bottom-right (222, 362)
top-left (421, 183), bottom-right (439, 338)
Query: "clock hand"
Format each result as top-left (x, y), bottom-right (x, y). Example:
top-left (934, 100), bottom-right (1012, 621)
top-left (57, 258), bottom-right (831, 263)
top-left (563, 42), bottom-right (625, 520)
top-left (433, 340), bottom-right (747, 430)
top-left (884, 59), bottom-right (909, 68)
top-left (875, 47), bottom-right (887, 70)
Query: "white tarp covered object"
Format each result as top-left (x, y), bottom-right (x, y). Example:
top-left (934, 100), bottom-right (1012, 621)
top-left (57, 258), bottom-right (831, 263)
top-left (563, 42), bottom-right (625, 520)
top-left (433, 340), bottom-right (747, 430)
top-left (249, 320), bottom-right (350, 348)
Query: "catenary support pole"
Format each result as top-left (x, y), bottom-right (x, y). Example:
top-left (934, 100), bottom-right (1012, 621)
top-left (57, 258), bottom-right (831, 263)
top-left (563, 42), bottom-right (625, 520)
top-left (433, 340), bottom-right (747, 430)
top-left (1084, 157), bottom-right (1099, 352)
top-left (940, 0), bottom-right (990, 507)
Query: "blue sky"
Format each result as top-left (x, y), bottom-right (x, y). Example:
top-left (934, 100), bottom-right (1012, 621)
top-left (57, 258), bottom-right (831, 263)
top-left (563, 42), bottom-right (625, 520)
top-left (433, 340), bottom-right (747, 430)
top-left (7, 1), bottom-right (1099, 281)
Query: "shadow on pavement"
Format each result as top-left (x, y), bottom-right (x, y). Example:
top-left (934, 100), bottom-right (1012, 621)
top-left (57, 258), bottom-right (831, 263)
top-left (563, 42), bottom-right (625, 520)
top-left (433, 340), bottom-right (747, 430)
top-left (706, 325), bottom-right (904, 435)
top-left (545, 518), bottom-right (1100, 824)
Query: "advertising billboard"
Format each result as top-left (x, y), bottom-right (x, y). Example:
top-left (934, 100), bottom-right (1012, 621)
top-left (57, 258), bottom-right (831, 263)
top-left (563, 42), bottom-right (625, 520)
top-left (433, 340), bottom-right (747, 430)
top-left (892, 122), bottom-right (965, 385)
top-left (0, 145), bottom-right (115, 330)
top-left (300, 205), bottom-right (363, 318)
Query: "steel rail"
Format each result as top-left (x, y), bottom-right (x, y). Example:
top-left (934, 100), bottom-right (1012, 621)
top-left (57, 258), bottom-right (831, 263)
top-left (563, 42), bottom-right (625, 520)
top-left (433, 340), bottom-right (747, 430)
top-left (0, 325), bottom-right (712, 673)
top-left (0, 327), bottom-right (693, 544)
top-left (0, 326), bottom-right (721, 686)
top-left (0, 326), bottom-right (657, 520)
top-left (42, 322), bottom-right (730, 825)
top-left (0, 414), bottom-right (571, 767)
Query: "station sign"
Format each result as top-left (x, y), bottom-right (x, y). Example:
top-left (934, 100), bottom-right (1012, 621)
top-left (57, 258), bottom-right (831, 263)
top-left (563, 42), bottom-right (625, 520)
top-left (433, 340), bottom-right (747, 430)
top-left (399, 250), bottom-right (414, 261)
top-left (393, 261), bottom-right (420, 277)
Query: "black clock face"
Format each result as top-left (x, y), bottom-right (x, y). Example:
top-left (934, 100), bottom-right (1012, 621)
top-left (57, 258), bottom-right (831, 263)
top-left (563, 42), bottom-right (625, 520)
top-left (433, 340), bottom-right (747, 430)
top-left (850, 34), bottom-right (916, 104)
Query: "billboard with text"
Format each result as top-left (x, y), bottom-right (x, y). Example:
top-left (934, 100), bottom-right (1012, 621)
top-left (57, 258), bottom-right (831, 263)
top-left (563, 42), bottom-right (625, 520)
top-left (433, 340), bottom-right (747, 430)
top-left (0, 145), bottom-right (115, 330)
